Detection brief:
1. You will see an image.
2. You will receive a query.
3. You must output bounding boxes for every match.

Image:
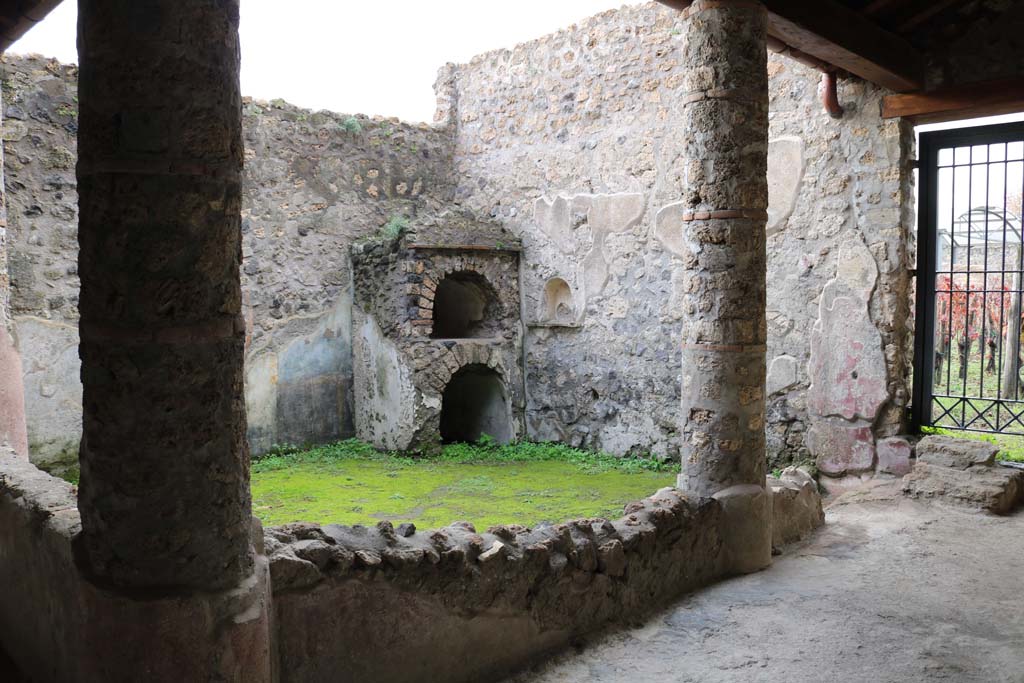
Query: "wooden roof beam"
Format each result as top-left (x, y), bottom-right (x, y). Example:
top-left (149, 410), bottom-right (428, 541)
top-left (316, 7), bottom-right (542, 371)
top-left (657, 0), bottom-right (924, 92)
top-left (882, 78), bottom-right (1024, 124)
top-left (762, 0), bottom-right (924, 92)
top-left (0, 0), bottom-right (65, 54)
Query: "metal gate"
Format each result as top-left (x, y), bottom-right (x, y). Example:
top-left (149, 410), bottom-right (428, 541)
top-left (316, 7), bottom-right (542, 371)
top-left (914, 122), bottom-right (1024, 434)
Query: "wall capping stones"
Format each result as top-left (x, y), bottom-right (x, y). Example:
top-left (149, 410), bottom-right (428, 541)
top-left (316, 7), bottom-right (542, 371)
top-left (265, 479), bottom-right (823, 682)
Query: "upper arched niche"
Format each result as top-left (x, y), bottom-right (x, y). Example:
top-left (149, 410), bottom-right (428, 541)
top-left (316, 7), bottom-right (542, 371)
top-left (540, 277), bottom-right (574, 324)
top-left (431, 270), bottom-right (500, 339)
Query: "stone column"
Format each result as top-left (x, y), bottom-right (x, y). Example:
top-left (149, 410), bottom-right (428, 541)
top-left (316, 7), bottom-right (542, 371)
top-left (74, 3), bottom-right (272, 679)
top-left (676, 0), bottom-right (771, 572)
top-left (76, 0), bottom-right (252, 590)
top-left (0, 78), bottom-right (29, 460)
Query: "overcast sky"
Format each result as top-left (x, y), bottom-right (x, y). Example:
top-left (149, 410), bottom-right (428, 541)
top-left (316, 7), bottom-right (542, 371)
top-left (9, 0), bottom-right (643, 122)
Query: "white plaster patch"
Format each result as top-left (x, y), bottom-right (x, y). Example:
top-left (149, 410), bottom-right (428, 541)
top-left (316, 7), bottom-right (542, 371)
top-left (534, 191), bottom-right (645, 302)
top-left (352, 312), bottom-right (418, 451)
top-left (15, 316), bottom-right (81, 468)
top-left (653, 201), bottom-right (688, 259)
top-left (533, 195), bottom-right (573, 255)
top-left (767, 354), bottom-right (799, 396)
top-left (244, 352), bottom-right (279, 454)
top-left (766, 136), bottom-right (804, 236)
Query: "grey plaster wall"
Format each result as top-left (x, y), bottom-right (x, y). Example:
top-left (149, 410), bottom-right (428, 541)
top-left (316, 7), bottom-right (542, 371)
top-left (440, 2), bottom-right (914, 468)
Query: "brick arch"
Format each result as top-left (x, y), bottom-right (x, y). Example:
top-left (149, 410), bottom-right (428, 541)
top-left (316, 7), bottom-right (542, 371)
top-left (428, 269), bottom-right (503, 339)
top-left (418, 344), bottom-right (500, 396)
top-left (439, 362), bottom-right (513, 444)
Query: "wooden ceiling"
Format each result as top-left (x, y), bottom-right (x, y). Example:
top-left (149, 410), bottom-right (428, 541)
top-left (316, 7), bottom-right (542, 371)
top-left (0, 0), bottom-right (64, 54)
top-left (659, 0), bottom-right (998, 94)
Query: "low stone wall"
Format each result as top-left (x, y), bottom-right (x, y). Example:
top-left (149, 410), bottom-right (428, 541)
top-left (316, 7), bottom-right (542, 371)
top-left (264, 478), bottom-right (824, 683)
top-left (266, 488), bottom-right (725, 683)
top-left (1, 445), bottom-right (825, 682)
top-left (0, 449), bottom-right (81, 680)
top-left (768, 466), bottom-right (825, 548)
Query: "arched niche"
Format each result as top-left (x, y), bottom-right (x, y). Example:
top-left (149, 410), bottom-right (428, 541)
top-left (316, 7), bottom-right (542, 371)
top-left (431, 270), bottom-right (500, 339)
top-left (540, 277), bottom-right (574, 324)
top-left (439, 364), bottom-right (512, 444)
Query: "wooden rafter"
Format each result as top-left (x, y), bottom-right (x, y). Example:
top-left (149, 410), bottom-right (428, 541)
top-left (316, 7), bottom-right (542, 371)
top-left (762, 0), bottom-right (924, 91)
top-left (861, 0), bottom-right (915, 18)
top-left (0, 0), bottom-right (65, 53)
top-left (655, 0), bottom-right (925, 92)
top-left (882, 78), bottom-right (1024, 123)
top-left (896, 0), bottom-right (962, 33)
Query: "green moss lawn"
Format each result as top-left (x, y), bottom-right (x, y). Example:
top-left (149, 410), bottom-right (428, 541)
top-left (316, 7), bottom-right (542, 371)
top-left (251, 439), bottom-right (676, 529)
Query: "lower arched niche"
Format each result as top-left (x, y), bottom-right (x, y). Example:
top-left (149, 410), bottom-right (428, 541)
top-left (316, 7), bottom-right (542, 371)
top-left (439, 364), bottom-right (512, 444)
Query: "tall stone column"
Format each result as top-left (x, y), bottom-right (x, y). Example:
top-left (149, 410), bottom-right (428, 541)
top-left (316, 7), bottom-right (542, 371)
top-left (676, 0), bottom-right (771, 572)
top-left (76, 0), bottom-right (252, 590)
top-left (73, 2), bottom-right (272, 679)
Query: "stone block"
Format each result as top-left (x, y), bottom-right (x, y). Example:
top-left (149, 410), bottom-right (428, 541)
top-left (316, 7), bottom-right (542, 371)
top-left (712, 484), bottom-right (772, 575)
top-left (916, 435), bottom-right (997, 470)
top-left (902, 462), bottom-right (1024, 515)
top-left (768, 466), bottom-right (824, 547)
top-left (806, 420), bottom-right (876, 476)
top-left (876, 436), bottom-right (913, 476)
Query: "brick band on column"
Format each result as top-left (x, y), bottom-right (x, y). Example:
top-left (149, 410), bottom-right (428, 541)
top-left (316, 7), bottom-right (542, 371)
top-left (76, 0), bottom-right (252, 589)
top-left (677, 0), bottom-right (769, 497)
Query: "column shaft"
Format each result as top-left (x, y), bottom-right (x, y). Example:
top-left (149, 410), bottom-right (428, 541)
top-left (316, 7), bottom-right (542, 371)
top-left (76, 0), bottom-right (252, 589)
top-left (677, 0), bottom-right (769, 498)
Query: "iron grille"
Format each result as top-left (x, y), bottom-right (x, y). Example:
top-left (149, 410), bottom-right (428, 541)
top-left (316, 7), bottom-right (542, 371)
top-left (914, 122), bottom-right (1024, 434)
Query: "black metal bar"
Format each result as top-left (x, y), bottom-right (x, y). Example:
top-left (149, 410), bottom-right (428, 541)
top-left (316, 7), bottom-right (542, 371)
top-left (979, 148), bottom-right (990, 399)
top-left (997, 145), bottom-right (1008, 429)
top-left (962, 147), bottom-right (972, 429)
top-left (913, 128), bottom-right (937, 430)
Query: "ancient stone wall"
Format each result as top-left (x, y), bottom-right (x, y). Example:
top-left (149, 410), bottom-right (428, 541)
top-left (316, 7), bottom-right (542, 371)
top-left (3, 4), bottom-right (920, 472)
top-left (0, 75), bottom-right (27, 458)
top-left (440, 2), bottom-right (914, 469)
top-left (1, 54), bottom-right (455, 469)
top-left (0, 56), bottom-right (78, 470)
top-left (239, 98), bottom-right (454, 454)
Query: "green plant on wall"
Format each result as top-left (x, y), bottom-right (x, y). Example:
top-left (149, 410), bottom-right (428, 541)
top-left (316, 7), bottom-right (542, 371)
top-left (341, 116), bottom-right (362, 134)
top-left (380, 215), bottom-right (410, 241)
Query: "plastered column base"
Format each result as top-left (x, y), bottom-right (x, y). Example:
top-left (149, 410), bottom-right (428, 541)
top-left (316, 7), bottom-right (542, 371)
top-left (74, 554), bottom-right (274, 683)
top-left (711, 484), bottom-right (772, 575)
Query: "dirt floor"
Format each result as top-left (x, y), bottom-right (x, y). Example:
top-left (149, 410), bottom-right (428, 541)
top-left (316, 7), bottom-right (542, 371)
top-left (509, 482), bottom-right (1024, 683)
